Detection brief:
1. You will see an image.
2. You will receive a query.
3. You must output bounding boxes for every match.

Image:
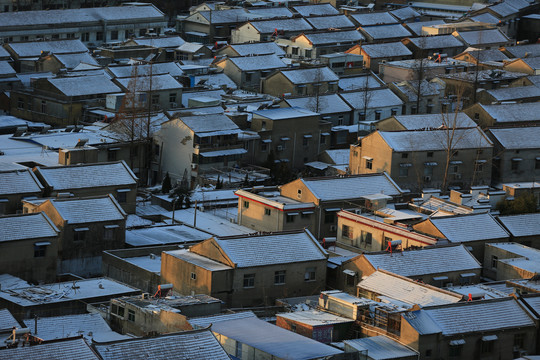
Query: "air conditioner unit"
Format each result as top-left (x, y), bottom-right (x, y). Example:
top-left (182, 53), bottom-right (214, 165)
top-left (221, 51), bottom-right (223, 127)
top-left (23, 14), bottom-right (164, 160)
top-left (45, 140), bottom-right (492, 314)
top-left (330, 225), bottom-right (337, 232)
top-left (423, 175), bottom-right (431, 182)
top-left (277, 145), bottom-right (283, 151)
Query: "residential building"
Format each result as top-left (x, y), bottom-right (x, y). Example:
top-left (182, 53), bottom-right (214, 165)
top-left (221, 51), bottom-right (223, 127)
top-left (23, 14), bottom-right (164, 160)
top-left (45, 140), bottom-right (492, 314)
top-left (279, 94), bottom-right (353, 126)
top-left (389, 79), bottom-right (445, 115)
top-left (477, 84), bottom-right (540, 104)
top-left (216, 42), bottom-right (286, 58)
top-left (349, 127), bottom-right (493, 191)
top-left (412, 212), bottom-right (510, 261)
top-left (358, 24), bottom-right (412, 43)
top-left (0, 213), bottom-right (59, 284)
top-left (349, 12), bottom-right (399, 27)
top-left (0, 168), bottom-right (43, 214)
top-left (453, 29), bottom-right (513, 49)
top-left (33, 161), bottom-right (138, 213)
top-left (486, 126), bottom-right (540, 184)
top-left (293, 3), bottom-right (340, 17)
top-left (501, 43), bottom-right (540, 59)
top-left (497, 213), bottom-right (540, 249)
top-left (504, 57), bottom-right (540, 75)
top-left (277, 31), bottom-right (364, 60)
top-left (261, 67), bottom-right (339, 97)
top-left (465, 102), bottom-right (540, 128)
top-left (305, 15), bottom-right (356, 31)
top-left (160, 230), bottom-right (328, 307)
top-left (484, 242), bottom-right (540, 281)
top-left (375, 113), bottom-right (476, 131)
top-left (348, 42), bottom-right (412, 72)
top-left (344, 336), bottom-right (419, 360)
top-left (0, 338), bottom-right (100, 360)
top-left (379, 58), bottom-right (474, 83)
top-left (276, 310), bottom-right (354, 343)
top-left (114, 73), bottom-right (183, 111)
top-left (319, 52), bottom-right (364, 76)
top-left (231, 18), bottom-right (312, 44)
top-left (401, 35), bottom-right (465, 59)
top-left (453, 48), bottom-right (509, 69)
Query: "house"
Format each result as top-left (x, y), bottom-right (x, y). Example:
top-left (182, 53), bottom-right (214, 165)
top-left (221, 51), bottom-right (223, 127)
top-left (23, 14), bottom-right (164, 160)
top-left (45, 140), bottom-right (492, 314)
top-left (504, 57), bottom-right (540, 75)
top-left (484, 242), bottom-right (540, 280)
top-left (33, 161), bottom-right (138, 213)
top-left (344, 244), bottom-right (481, 289)
top-left (403, 20), bottom-right (445, 37)
top-left (501, 182), bottom-right (540, 210)
top-left (465, 102), bottom-right (540, 128)
top-left (339, 88), bottom-right (404, 131)
top-left (277, 31), bottom-right (364, 60)
top-left (389, 6), bottom-right (420, 22)
top-left (358, 24), bottom-right (412, 43)
top-left (401, 35), bottom-right (465, 58)
top-left (388, 79), bottom-right (445, 115)
top-left (160, 229), bottom-right (328, 307)
top-left (412, 212), bottom-right (510, 261)
top-left (231, 18), bottom-right (312, 44)
top-left (191, 315), bottom-right (344, 359)
top-left (157, 113), bottom-right (246, 187)
top-left (349, 12), bottom-right (399, 27)
top-left (357, 270), bottom-right (463, 307)
top-left (0, 213), bottom-right (59, 284)
top-left (10, 74), bottom-right (122, 126)
top-left (114, 73), bottom-right (183, 111)
top-left (174, 42), bottom-right (213, 61)
top-left (237, 173), bottom-right (403, 239)
top-left (349, 42), bottom-right (412, 72)
top-left (319, 52), bottom-right (364, 76)
top-left (497, 213), bottom-right (540, 249)
top-left (36, 52), bottom-right (99, 74)
top-left (400, 297), bottom-right (537, 360)
top-left (279, 94), bottom-right (353, 126)
top-left (453, 48), bottom-right (509, 68)
top-left (93, 329), bottom-right (230, 360)
top-left (344, 336), bottom-right (419, 360)
top-left (335, 209), bottom-right (438, 254)
top-left (213, 54), bottom-right (287, 91)
top-left (0, 5), bottom-right (167, 47)
top-left (338, 72), bottom-right (386, 92)
top-left (261, 66), bottom-right (339, 97)
top-left (305, 15), bottom-right (356, 31)
top-left (0, 277), bottom-right (140, 319)
top-left (501, 43), bottom-right (540, 59)
top-left (477, 84), bottom-right (540, 104)
top-left (216, 42), bottom-right (286, 57)
top-left (125, 35), bottom-right (186, 60)
top-left (375, 113), bottom-right (476, 131)
top-left (276, 310), bottom-right (354, 343)
top-left (249, 107), bottom-right (330, 167)
top-left (379, 58), bottom-right (474, 83)
top-left (0, 168), bottom-right (43, 214)
top-left (349, 127), bottom-right (493, 191)
top-left (486, 127), bottom-right (540, 184)
top-left (23, 195), bottom-right (127, 276)
top-left (452, 29), bottom-right (512, 49)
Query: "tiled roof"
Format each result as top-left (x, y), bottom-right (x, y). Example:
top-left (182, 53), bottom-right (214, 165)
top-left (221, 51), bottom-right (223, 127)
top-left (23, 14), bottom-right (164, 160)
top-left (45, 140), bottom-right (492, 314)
top-left (226, 42), bottom-right (285, 56)
top-left (345, 336), bottom-right (419, 358)
top-left (116, 73), bottom-right (182, 92)
top-left (389, 6), bottom-right (420, 21)
top-left (48, 74), bottom-right (122, 97)
top-left (302, 30), bottom-right (364, 45)
top-left (0, 213), bottom-right (58, 243)
top-left (49, 196), bottom-right (125, 224)
top-left (0, 169), bottom-right (43, 195)
top-left (107, 63), bottom-right (184, 78)
top-left (364, 245), bottom-right (481, 277)
top-left (305, 15), bottom-right (355, 30)
top-left (250, 18), bottom-right (313, 34)
top-left (215, 230), bottom-right (326, 267)
top-left (280, 66), bottom-right (339, 84)
top-left (455, 29), bottom-right (509, 46)
top-left (189, 311), bottom-right (256, 328)
top-left (498, 213), bottom-right (540, 237)
top-left (427, 213), bottom-right (509, 243)
top-left (351, 12), bottom-right (399, 26)
top-left (6, 39), bottom-right (89, 58)
top-left (94, 330), bottom-right (230, 360)
top-left (488, 126), bottom-right (540, 149)
top-left (0, 308), bottom-right (19, 330)
top-left (0, 337), bottom-right (100, 360)
top-left (284, 94), bottom-right (352, 114)
top-left (293, 4), bottom-right (339, 16)
top-left (228, 54), bottom-right (286, 71)
top-left (36, 161), bottom-right (137, 190)
top-left (131, 36), bottom-right (186, 48)
top-left (179, 113), bottom-right (240, 134)
top-left (361, 42), bottom-right (412, 58)
top-left (339, 88), bottom-right (404, 109)
top-left (407, 34), bottom-right (464, 49)
top-left (360, 24), bottom-right (412, 40)
top-left (391, 113), bottom-right (476, 130)
top-left (23, 313), bottom-right (116, 341)
top-left (165, 249), bottom-right (233, 271)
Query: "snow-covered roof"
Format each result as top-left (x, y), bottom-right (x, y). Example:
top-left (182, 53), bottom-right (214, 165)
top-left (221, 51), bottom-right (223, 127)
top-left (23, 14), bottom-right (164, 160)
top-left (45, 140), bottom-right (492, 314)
top-left (0, 168), bottom-right (43, 195)
top-left (225, 42), bottom-right (285, 56)
top-left (131, 36), bottom-right (186, 48)
top-left (350, 12), bottom-right (399, 26)
top-left (0, 337), bottom-right (100, 360)
top-left (406, 297), bottom-right (535, 336)
top-left (6, 39), bottom-right (89, 58)
top-left (488, 126), bottom-right (540, 149)
top-left (277, 309), bottom-right (352, 326)
top-left (284, 94), bottom-right (351, 114)
top-left (503, 43), bottom-right (540, 58)
top-left (210, 317), bottom-right (343, 358)
top-left (108, 62), bottom-right (184, 78)
top-left (301, 173), bottom-right (402, 200)
top-left (389, 6), bottom-right (420, 21)
top-left (126, 224), bottom-right (211, 247)
top-left (253, 106), bottom-right (319, 119)
top-left (455, 29), bottom-right (510, 46)
top-left (176, 42), bottom-right (205, 53)
top-left (0, 274), bottom-right (30, 290)
top-left (48, 74), bottom-right (121, 97)
top-left (360, 24), bottom-right (412, 40)
top-left (214, 230), bottom-right (326, 268)
top-left (407, 34), bottom-right (464, 49)
top-left (36, 161), bottom-right (137, 191)
top-left (393, 79), bottom-right (444, 101)
top-left (487, 1), bottom-right (519, 17)
top-left (358, 270), bottom-right (462, 307)
top-left (292, 3), bottom-right (339, 17)
top-left (339, 88), bottom-right (403, 110)
top-left (192, 72), bottom-right (237, 89)
top-left (498, 213), bottom-right (540, 237)
top-left (345, 336), bottom-right (419, 359)
top-left (378, 127), bottom-right (492, 152)
top-left (338, 74), bottom-right (383, 91)
top-left (324, 149), bottom-right (350, 165)
top-left (228, 54), bottom-right (286, 71)
top-left (0, 213), bottom-right (58, 243)
top-left (250, 17), bottom-right (313, 34)
top-left (484, 84), bottom-right (540, 102)
top-left (0, 308), bottom-right (19, 330)
top-left (189, 311), bottom-right (257, 328)
top-left (165, 249), bottom-right (233, 271)
top-left (517, 56), bottom-right (540, 70)
top-left (391, 113), bottom-right (476, 130)
top-left (178, 113), bottom-right (239, 134)
top-left (0, 46), bottom-right (11, 59)
top-left (94, 330), bottom-right (230, 360)
top-left (470, 12), bottom-right (500, 24)
top-left (280, 66), bottom-right (338, 84)
top-left (0, 61), bottom-right (15, 76)
top-left (364, 245), bottom-right (480, 277)
top-left (48, 196), bottom-right (125, 224)
top-left (305, 15), bottom-right (355, 30)
top-left (0, 5), bottom-right (164, 28)
top-left (478, 102), bottom-right (540, 123)
top-left (116, 73), bottom-right (182, 92)
top-left (361, 42), bottom-right (412, 58)
top-left (487, 242), bottom-right (540, 261)
top-left (53, 53), bottom-right (98, 69)
top-left (404, 20), bottom-right (445, 36)
top-left (302, 30), bottom-right (364, 45)
top-left (426, 213), bottom-right (509, 243)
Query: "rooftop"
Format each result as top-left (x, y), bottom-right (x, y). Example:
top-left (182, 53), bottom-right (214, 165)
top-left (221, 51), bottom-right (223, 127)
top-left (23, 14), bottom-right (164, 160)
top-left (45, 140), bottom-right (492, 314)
top-left (361, 42), bottom-right (412, 58)
top-left (293, 4), bottom-right (339, 17)
top-left (301, 30), bottom-right (364, 45)
top-left (454, 29), bottom-right (510, 46)
top-left (48, 74), bottom-right (122, 97)
top-left (488, 126), bottom-right (540, 149)
top-left (6, 39), bottom-right (89, 58)
top-left (339, 88), bottom-right (403, 109)
top-left (277, 309), bottom-right (353, 326)
top-left (126, 224), bottom-right (211, 247)
top-left (360, 24), bottom-right (412, 40)
top-left (224, 42), bottom-right (286, 56)
top-left (350, 12), bottom-right (399, 26)
top-left (305, 15), bottom-right (355, 30)
top-left (0, 168), bottom-right (43, 195)
top-left (280, 66), bottom-right (339, 84)
top-left (498, 213), bottom-right (540, 237)
top-left (477, 102), bottom-right (540, 123)
top-left (164, 249), bottom-right (233, 271)
top-left (389, 113), bottom-right (476, 130)
top-left (284, 94), bottom-right (351, 114)
top-left (253, 106), bottom-right (319, 120)
top-left (406, 34), bottom-right (464, 49)
top-left (423, 213), bottom-right (509, 243)
top-left (0, 212), bottom-right (58, 243)
top-left (47, 195), bottom-right (126, 224)
top-left (228, 54), bottom-right (286, 71)
top-left (0, 337), bottom-right (99, 360)
top-left (345, 336), bottom-right (419, 359)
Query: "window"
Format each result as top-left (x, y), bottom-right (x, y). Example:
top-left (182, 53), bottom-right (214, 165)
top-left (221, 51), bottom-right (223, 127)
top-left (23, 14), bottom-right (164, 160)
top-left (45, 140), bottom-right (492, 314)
top-left (261, 143), bottom-right (268, 152)
top-left (399, 166), bottom-right (409, 177)
top-left (346, 273), bottom-right (356, 286)
top-left (449, 344), bottom-right (462, 357)
top-left (481, 339), bottom-right (494, 353)
top-left (425, 349), bottom-right (432, 357)
top-left (243, 201), bottom-right (249, 209)
top-left (291, 323), bottom-right (297, 332)
top-left (511, 159), bottom-right (520, 171)
top-left (536, 158), bottom-right (540, 170)
top-left (286, 214), bottom-right (295, 223)
top-left (116, 190), bottom-right (127, 203)
top-left (243, 274), bottom-right (255, 288)
top-left (291, 47), bottom-right (298, 55)
top-left (139, 28), bottom-right (146, 37)
top-left (96, 32), bottom-right (104, 41)
top-left (125, 30), bottom-right (131, 39)
top-left (474, 112), bottom-right (480, 120)
top-left (235, 342), bottom-right (242, 358)
top-left (34, 244), bottom-right (47, 257)
top-left (274, 270), bottom-right (286, 285)
top-left (391, 108), bottom-right (397, 116)
top-left (264, 208), bottom-right (271, 216)
top-left (151, 94), bottom-right (159, 105)
top-left (111, 304), bottom-right (125, 318)
top-left (41, 100), bottom-right (47, 113)
top-left (67, 33), bottom-right (75, 39)
top-left (107, 149), bottom-right (117, 161)
top-left (491, 255), bottom-right (498, 269)
top-left (361, 230), bottom-right (372, 245)
top-left (190, 272), bottom-right (197, 280)
top-left (365, 158), bottom-right (373, 170)
top-left (27, 99), bottom-right (32, 111)
top-left (402, 153), bottom-right (408, 159)
top-left (128, 309), bottom-right (135, 322)
top-left (427, 151), bottom-right (433, 158)
top-left (81, 32), bottom-right (90, 41)
top-left (169, 93), bottom-right (177, 104)
top-left (411, 106), bottom-right (417, 115)
top-left (104, 228), bottom-right (115, 241)
top-left (342, 224), bottom-right (353, 239)
top-left (514, 333), bottom-right (525, 349)
top-left (359, 112), bottom-right (365, 121)
top-left (111, 30), bottom-right (118, 40)
top-left (74, 229), bottom-right (86, 242)
top-left (375, 110), bottom-right (381, 121)
top-left (304, 49), bottom-right (312, 58)
top-left (245, 72), bottom-right (252, 82)
top-left (303, 136), bottom-right (309, 146)
top-left (304, 267), bottom-right (316, 281)
top-left (324, 211), bottom-right (335, 224)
